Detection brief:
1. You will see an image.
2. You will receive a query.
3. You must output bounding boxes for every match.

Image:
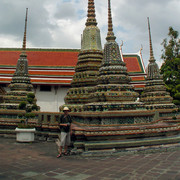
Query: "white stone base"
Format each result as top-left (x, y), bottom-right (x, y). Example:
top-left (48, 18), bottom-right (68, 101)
top-left (15, 128), bottom-right (36, 142)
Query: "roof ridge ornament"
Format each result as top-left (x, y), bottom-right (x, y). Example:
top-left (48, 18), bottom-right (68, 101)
top-left (106, 0), bottom-right (116, 41)
top-left (86, 0), bottom-right (97, 26)
top-left (147, 17), bottom-right (155, 63)
top-left (120, 40), bottom-right (124, 61)
top-left (139, 44), bottom-right (143, 55)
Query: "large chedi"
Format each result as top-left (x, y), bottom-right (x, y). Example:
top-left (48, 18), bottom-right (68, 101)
top-left (70, 1), bottom-right (180, 152)
top-left (140, 18), bottom-right (175, 110)
top-left (84, 0), bottom-right (142, 112)
top-left (0, 9), bottom-right (35, 110)
top-left (61, 0), bottom-right (103, 112)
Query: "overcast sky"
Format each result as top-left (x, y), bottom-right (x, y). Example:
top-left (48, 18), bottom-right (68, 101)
top-left (0, 0), bottom-right (180, 67)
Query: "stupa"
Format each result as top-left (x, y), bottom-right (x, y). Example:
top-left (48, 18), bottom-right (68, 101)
top-left (61, 0), bottom-right (154, 126)
top-left (140, 18), bottom-right (176, 110)
top-left (66, 0), bottom-right (180, 152)
top-left (0, 8), bottom-right (35, 110)
top-left (70, 0), bottom-right (154, 126)
top-left (61, 0), bottom-right (103, 112)
top-left (83, 0), bottom-right (144, 113)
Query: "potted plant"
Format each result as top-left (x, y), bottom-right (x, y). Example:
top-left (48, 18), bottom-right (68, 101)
top-left (15, 93), bottom-right (39, 142)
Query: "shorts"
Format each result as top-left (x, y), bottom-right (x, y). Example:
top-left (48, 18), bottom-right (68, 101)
top-left (60, 132), bottom-right (71, 147)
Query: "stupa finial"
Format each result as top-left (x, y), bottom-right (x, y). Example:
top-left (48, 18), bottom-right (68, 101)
top-left (86, 0), bottom-right (97, 26)
top-left (147, 17), bottom-right (155, 62)
top-left (139, 44), bottom-right (143, 55)
top-left (21, 8), bottom-right (28, 54)
top-left (106, 0), bottom-right (116, 41)
top-left (120, 40), bottom-right (123, 50)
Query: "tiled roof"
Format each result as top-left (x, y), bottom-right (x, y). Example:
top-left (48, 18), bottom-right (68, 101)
top-left (0, 48), bottom-right (146, 89)
top-left (123, 54), bottom-right (146, 74)
top-left (0, 48), bottom-right (78, 67)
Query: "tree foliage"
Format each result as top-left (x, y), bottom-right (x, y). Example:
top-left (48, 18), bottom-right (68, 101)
top-left (18, 93), bottom-right (39, 126)
top-left (161, 27), bottom-right (180, 105)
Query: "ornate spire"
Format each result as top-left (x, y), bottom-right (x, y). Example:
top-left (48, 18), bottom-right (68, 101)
top-left (106, 0), bottom-right (116, 41)
top-left (86, 0), bottom-right (97, 26)
top-left (147, 17), bottom-right (155, 62)
top-left (21, 8), bottom-right (28, 55)
top-left (141, 18), bottom-right (174, 109)
top-left (12, 8), bottom-right (30, 82)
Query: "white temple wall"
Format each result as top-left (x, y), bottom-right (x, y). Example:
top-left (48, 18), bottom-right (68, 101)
top-left (2, 85), bottom-right (69, 112)
top-left (35, 85), bottom-right (68, 112)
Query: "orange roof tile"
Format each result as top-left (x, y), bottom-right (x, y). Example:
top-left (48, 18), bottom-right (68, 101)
top-left (0, 49), bottom-right (78, 67)
top-left (0, 70), bottom-right (74, 76)
top-left (0, 49), bottom-right (146, 89)
top-left (133, 84), bottom-right (145, 88)
top-left (131, 76), bottom-right (145, 81)
top-left (123, 54), bottom-right (146, 74)
top-left (31, 79), bottom-right (71, 84)
top-left (0, 78), bottom-right (11, 82)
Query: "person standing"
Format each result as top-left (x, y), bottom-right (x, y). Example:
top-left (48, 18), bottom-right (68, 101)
top-left (57, 107), bottom-right (72, 158)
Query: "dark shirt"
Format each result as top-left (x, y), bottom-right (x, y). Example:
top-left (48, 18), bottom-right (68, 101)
top-left (59, 114), bottom-right (72, 133)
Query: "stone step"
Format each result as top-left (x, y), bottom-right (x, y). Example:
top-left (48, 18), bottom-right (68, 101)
top-left (74, 134), bottom-right (180, 151)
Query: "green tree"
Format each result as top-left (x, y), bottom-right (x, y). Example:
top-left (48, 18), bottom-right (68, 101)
top-left (18, 93), bottom-right (39, 127)
top-left (161, 27), bottom-right (180, 105)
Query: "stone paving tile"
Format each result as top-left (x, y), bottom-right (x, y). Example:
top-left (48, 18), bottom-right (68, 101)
top-left (32, 175), bottom-right (58, 180)
top-left (44, 172), bottom-right (60, 177)
top-left (84, 175), bottom-right (101, 180)
top-left (84, 170), bottom-right (98, 175)
top-left (22, 171), bottom-right (40, 177)
top-left (53, 173), bottom-right (74, 179)
top-left (53, 168), bottom-right (68, 174)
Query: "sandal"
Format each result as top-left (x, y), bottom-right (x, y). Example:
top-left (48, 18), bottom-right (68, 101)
top-left (57, 153), bottom-right (62, 158)
top-left (63, 152), bottom-right (69, 156)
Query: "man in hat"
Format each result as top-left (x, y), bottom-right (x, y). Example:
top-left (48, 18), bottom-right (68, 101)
top-left (57, 107), bottom-right (72, 158)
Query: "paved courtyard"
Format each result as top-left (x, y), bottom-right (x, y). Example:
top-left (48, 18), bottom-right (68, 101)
top-left (0, 136), bottom-right (180, 180)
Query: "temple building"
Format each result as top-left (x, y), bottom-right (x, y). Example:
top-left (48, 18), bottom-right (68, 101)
top-left (0, 0), bottom-right (146, 112)
top-left (0, 2), bottom-right (148, 113)
top-left (0, 0), bottom-right (147, 112)
top-left (0, 52), bottom-right (146, 112)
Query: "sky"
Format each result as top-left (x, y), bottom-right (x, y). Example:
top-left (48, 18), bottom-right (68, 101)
top-left (0, 0), bottom-right (180, 68)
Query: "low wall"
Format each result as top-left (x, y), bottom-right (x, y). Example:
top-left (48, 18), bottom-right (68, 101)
top-left (0, 109), bottom-right (179, 140)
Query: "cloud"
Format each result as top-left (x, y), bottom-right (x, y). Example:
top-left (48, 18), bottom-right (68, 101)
top-left (0, 0), bottom-right (180, 68)
top-left (0, 34), bottom-right (22, 47)
top-left (54, 2), bottom-right (77, 20)
top-left (0, 0), bottom-right (56, 47)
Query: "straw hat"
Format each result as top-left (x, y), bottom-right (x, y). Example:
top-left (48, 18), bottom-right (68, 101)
top-left (63, 107), bottom-right (70, 111)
